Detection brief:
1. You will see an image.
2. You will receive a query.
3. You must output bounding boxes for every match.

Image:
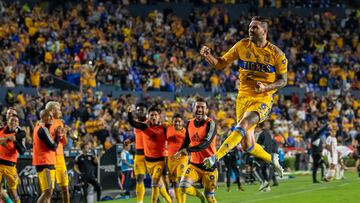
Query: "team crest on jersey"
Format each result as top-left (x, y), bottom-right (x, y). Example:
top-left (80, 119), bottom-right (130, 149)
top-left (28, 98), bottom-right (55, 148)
top-left (209, 175), bottom-right (215, 180)
top-left (180, 164), bottom-right (184, 168)
top-left (246, 50), bottom-right (251, 59)
top-left (282, 59), bottom-right (286, 64)
top-left (260, 103), bottom-right (267, 111)
top-left (157, 168), bottom-right (161, 172)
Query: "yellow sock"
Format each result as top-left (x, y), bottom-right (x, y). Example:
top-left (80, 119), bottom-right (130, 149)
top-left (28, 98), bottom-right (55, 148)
top-left (175, 187), bottom-right (186, 203)
top-left (151, 186), bottom-right (160, 203)
top-left (159, 186), bottom-right (172, 203)
top-left (136, 182), bottom-right (145, 202)
top-left (215, 127), bottom-right (245, 160)
top-left (248, 143), bottom-right (272, 163)
top-left (206, 197), bottom-right (217, 203)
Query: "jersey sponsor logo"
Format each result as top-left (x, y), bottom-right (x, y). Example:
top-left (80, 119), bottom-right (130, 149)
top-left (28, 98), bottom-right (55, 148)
top-left (239, 60), bottom-right (275, 73)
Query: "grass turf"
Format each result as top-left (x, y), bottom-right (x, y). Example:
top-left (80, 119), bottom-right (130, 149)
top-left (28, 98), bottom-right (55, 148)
top-left (104, 172), bottom-right (360, 203)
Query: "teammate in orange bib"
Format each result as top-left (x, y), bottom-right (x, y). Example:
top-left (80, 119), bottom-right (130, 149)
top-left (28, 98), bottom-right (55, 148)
top-left (128, 105), bottom-right (172, 203)
top-left (174, 97), bottom-right (218, 203)
top-left (0, 111), bottom-right (26, 203)
top-left (46, 101), bottom-right (70, 203)
top-left (133, 103), bottom-right (148, 203)
top-left (33, 109), bottom-right (62, 203)
top-left (167, 114), bottom-right (187, 203)
top-left (201, 16), bottom-right (286, 176)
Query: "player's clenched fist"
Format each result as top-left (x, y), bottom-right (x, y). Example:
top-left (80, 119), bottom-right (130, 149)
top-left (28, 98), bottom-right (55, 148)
top-left (200, 46), bottom-right (211, 57)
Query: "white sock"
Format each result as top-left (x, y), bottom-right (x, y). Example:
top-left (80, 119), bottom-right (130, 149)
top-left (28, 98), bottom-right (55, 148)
top-left (340, 168), bottom-right (344, 178)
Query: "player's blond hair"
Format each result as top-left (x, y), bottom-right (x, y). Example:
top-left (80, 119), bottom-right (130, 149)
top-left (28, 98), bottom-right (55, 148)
top-left (45, 101), bottom-right (61, 110)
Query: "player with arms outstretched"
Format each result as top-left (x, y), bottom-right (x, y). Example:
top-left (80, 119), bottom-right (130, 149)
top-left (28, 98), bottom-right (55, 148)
top-left (201, 16), bottom-right (286, 176)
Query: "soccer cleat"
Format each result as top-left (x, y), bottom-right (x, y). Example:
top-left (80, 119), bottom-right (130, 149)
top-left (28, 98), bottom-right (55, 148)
top-left (237, 186), bottom-right (245, 191)
top-left (272, 153), bottom-right (284, 178)
top-left (203, 155), bottom-right (217, 169)
top-left (258, 181), bottom-right (269, 192)
top-left (262, 186), bottom-right (271, 192)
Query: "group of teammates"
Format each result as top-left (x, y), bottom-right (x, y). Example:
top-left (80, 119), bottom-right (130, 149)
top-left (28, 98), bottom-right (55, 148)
top-left (0, 102), bottom-right (70, 203)
top-left (128, 16), bottom-right (287, 203)
top-left (128, 97), bottom-right (218, 203)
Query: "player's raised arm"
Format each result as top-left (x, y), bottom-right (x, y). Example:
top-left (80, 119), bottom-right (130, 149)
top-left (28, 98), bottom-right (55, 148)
top-left (200, 44), bottom-right (239, 70)
top-left (127, 106), bottom-right (148, 131)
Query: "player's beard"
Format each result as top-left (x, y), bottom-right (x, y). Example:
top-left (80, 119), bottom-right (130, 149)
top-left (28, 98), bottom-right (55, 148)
top-left (195, 111), bottom-right (204, 121)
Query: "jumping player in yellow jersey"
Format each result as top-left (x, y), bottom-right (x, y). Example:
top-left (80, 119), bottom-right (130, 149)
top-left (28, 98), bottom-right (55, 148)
top-left (45, 101), bottom-right (70, 203)
top-left (201, 16), bottom-right (286, 176)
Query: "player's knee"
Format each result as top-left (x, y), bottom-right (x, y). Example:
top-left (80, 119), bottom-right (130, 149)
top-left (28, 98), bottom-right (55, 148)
top-left (43, 189), bottom-right (53, 198)
top-left (136, 174), bottom-right (145, 182)
top-left (179, 181), bottom-right (191, 192)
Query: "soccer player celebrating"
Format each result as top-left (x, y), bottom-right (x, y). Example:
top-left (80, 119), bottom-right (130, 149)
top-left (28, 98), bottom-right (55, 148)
top-left (174, 97), bottom-right (218, 203)
top-left (167, 114), bottom-right (187, 203)
top-left (0, 114), bottom-right (26, 203)
top-left (133, 103), bottom-right (148, 203)
top-left (46, 101), bottom-right (70, 203)
top-left (201, 16), bottom-right (286, 176)
top-left (128, 106), bottom-right (172, 203)
top-left (33, 109), bottom-right (62, 203)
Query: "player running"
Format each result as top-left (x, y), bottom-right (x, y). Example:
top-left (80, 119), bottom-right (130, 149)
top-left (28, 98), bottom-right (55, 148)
top-left (132, 103), bottom-right (148, 203)
top-left (128, 105), bottom-right (172, 203)
top-left (174, 97), bottom-right (218, 203)
top-left (46, 101), bottom-right (70, 203)
top-left (167, 114), bottom-right (188, 203)
top-left (201, 16), bottom-right (286, 176)
top-left (0, 112), bottom-right (26, 203)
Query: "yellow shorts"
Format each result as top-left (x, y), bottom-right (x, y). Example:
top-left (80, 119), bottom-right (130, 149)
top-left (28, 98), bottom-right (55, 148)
top-left (134, 155), bottom-right (147, 175)
top-left (0, 164), bottom-right (18, 190)
top-left (236, 95), bottom-right (272, 123)
top-left (55, 155), bottom-right (69, 187)
top-left (183, 164), bottom-right (218, 191)
top-left (168, 155), bottom-right (188, 181)
top-left (38, 168), bottom-right (56, 192)
top-left (145, 160), bottom-right (165, 180)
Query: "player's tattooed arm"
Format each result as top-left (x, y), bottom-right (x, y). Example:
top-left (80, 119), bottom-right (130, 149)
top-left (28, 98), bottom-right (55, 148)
top-left (256, 73), bottom-right (287, 93)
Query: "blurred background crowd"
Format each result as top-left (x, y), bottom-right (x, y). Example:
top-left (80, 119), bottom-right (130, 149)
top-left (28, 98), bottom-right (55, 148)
top-left (0, 0), bottom-right (359, 93)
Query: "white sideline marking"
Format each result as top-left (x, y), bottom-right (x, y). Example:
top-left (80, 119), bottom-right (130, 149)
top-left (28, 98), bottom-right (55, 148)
top-left (244, 186), bottom-right (329, 202)
top-left (339, 183), bottom-right (349, 187)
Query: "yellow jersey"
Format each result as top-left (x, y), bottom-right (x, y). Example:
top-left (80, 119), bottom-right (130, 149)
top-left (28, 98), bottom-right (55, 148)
top-left (221, 38), bottom-right (288, 98)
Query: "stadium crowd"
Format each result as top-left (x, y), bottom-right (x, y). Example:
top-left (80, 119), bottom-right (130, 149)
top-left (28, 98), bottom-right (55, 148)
top-left (0, 1), bottom-right (359, 92)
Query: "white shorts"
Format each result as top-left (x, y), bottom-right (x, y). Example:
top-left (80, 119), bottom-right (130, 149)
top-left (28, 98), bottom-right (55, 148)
top-left (328, 155), bottom-right (338, 165)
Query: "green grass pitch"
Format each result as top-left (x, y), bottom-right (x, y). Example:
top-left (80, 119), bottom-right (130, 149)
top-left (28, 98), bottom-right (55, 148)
top-left (105, 172), bottom-right (360, 203)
